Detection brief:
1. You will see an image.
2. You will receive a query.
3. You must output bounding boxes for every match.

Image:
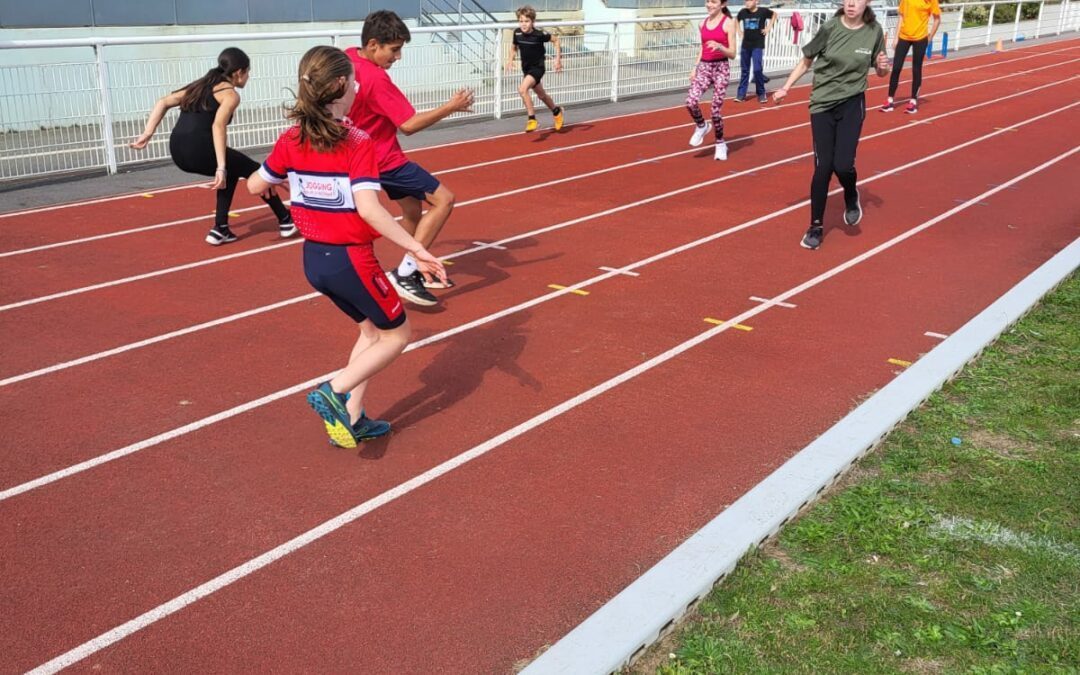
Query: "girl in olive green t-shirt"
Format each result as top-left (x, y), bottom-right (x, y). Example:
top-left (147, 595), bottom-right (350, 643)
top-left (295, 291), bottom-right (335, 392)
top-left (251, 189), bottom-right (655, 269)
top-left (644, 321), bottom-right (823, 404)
top-left (773, 0), bottom-right (890, 250)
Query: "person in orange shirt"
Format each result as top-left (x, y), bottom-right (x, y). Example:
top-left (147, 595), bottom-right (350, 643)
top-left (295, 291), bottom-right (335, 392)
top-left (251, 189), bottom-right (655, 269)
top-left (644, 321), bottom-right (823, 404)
top-left (881, 0), bottom-right (941, 114)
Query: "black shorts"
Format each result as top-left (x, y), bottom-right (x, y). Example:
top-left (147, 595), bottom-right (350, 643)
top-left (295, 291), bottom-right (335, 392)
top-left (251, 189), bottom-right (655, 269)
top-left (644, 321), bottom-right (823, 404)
top-left (379, 161), bottom-right (441, 202)
top-left (303, 240), bottom-right (406, 330)
top-left (522, 63), bottom-right (546, 84)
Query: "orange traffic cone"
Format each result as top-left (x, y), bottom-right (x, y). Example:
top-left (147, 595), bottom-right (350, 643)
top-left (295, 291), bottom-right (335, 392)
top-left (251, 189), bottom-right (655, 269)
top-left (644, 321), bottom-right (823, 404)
top-left (993, 38), bottom-right (1005, 52)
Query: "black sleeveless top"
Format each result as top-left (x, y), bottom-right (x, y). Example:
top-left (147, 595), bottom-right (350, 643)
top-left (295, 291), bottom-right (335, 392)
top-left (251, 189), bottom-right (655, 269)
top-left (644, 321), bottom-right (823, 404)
top-left (172, 86), bottom-right (233, 137)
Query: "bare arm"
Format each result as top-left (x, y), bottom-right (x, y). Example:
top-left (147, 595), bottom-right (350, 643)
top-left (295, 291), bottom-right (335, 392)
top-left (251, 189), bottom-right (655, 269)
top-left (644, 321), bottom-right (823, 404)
top-left (398, 89), bottom-right (474, 135)
top-left (552, 34), bottom-right (562, 72)
top-left (209, 90), bottom-right (240, 189)
top-left (928, 14), bottom-right (941, 42)
top-left (765, 12), bottom-right (779, 35)
top-left (773, 56), bottom-right (813, 103)
top-left (505, 40), bottom-right (517, 70)
top-left (129, 90), bottom-right (184, 149)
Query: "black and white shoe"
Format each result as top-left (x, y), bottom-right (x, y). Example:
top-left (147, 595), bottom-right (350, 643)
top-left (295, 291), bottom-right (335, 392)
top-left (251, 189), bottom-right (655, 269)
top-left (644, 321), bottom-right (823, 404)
top-left (844, 190), bottom-right (863, 227)
top-left (800, 225), bottom-right (823, 250)
top-left (389, 269), bottom-right (438, 306)
top-left (205, 225), bottom-right (238, 246)
top-left (278, 214), bottom-right (298, 238)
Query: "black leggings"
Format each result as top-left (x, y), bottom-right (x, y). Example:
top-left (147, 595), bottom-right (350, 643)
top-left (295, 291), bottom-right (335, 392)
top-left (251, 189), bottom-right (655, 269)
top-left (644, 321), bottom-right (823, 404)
top-left (889, 38), bottom-right (928, 100)
top-left (169, 135), bottom-right (289, 227)
top-left (809, 94), bottom-right (865, 226)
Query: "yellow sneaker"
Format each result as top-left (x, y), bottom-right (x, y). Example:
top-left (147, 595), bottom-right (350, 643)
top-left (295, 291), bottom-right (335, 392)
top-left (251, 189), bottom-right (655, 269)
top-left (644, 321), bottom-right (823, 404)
top-left (553, 108), bottom-right (564, 131)
top-left (525, 118), bottom-right (538, 133)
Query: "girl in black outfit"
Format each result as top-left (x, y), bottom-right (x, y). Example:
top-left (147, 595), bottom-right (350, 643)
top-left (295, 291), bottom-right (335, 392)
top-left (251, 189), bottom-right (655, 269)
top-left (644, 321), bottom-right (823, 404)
top-left (131, 47), bottom-right (295, 245)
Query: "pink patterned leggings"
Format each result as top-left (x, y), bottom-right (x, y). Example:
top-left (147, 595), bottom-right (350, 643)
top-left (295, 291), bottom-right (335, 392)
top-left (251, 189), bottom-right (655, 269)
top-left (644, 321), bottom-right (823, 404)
top-left (686, 60), bottom-right (730, 143)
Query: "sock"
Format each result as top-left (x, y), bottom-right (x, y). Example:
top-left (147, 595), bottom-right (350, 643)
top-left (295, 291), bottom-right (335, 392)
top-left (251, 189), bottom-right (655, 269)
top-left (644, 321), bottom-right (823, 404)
top-left (397, 254), bottom-right (418, 277)
top-left (528, 114), bottom-right (536, 120)
top-left (888, 97), bottom-right (894, 103)
top-left (552, 106), bottom-right (562, 116)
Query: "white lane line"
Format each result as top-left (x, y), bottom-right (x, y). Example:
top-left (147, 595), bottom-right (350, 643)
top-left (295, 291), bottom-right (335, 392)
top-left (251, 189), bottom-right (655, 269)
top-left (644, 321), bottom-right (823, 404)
top-left (28, 145), bottom-right (1078, 675)
top-left (925, 331), bottom-right (950, 339)
top-left (2, 43), bottom-right (1073, 254)
top-left (750, 295), bottom-right (796, 308)
top-left (3, 100), bottom-right (1073, 500)
top-left (471, 241), bottom-right (508, 251)
top-left (599, 266), bottom-right (641, 277)
top-left (3, 83), bottom-right (1075, 389)
top-left (0, 294), bottom-right (321, 388)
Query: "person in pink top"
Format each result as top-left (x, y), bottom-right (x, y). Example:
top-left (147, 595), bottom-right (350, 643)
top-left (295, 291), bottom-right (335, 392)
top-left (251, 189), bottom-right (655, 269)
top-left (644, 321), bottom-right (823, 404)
top-left (346, 10), bottom-right (474, 307)
top-left (686, 0), bottom-right (737, 160)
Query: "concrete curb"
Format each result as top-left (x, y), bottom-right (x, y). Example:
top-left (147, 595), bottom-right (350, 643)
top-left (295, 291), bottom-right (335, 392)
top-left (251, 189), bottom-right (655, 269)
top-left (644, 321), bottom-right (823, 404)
top-left (523, 236), bottom-right (1080, 674)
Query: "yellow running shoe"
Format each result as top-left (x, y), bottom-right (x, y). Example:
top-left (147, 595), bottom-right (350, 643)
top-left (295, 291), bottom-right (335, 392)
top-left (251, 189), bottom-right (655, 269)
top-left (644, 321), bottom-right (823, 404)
top-left (525, 117), bottom-right (538, 132)
top-left (553, 108), bottom-right (564, 131)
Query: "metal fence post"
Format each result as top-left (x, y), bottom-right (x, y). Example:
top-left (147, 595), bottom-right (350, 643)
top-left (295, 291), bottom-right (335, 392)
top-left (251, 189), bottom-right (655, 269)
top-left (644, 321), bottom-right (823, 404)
top-left (93, 43), bottom-right (118, 175)
top-left (610, 22), bottom-right (620, 103)
top-left (1035, 0), bottom-right (1044, 37)
top-left (1013, 1), bottom-right (1022, 40)
top-left (493, 27), bottom-right (503, 120)
top-left (986, 3), bottom-right (996, 45)
top-left (956, 5), bottom-right (965, 51)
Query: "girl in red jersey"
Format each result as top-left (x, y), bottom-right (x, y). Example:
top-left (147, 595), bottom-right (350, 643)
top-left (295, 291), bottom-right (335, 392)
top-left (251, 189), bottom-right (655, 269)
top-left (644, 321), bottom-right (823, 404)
top-left (247, 46), bottom-right (446, 448)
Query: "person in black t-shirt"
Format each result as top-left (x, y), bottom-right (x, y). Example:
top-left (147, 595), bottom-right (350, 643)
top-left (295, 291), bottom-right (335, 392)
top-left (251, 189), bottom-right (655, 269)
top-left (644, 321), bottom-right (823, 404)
top-left (505, 5), bottom-right (564, 133)
top-left (735, 0), bottom-right (776, 103)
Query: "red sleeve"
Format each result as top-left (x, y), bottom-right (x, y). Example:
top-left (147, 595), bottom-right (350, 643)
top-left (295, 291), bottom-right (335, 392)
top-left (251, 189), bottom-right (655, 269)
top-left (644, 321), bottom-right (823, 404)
top-left (369, 73), bottom-right (416, 128)
top-left (258, 131), bottom-right (290, 184)
top-left (348, 131), bottom-right (381, 192)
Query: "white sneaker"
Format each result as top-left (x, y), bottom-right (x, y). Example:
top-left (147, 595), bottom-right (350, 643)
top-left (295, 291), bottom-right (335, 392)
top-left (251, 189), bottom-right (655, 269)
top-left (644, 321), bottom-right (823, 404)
top-left (714, 141), bottom-right (728, 161)
top-left (689, 121), bottom-right (712, 147)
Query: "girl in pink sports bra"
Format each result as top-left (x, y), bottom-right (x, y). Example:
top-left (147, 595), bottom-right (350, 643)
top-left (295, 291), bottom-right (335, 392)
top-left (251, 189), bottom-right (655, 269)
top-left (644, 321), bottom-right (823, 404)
top-left (686, 0), bottom-right (737, 160)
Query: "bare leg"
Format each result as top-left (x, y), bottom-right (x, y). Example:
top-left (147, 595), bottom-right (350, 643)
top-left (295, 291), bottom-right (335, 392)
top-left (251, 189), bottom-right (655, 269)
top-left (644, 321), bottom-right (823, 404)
top-left (329, 319), bottom-right (412, 423)
top-left (534, 81), bottom-right (556, 111)
top-left (411, 184), bottom-right (455, 249)
top-left (517, 75), bottom-right (537, 116)
top-left (342, 320), bottom-right (381, 423)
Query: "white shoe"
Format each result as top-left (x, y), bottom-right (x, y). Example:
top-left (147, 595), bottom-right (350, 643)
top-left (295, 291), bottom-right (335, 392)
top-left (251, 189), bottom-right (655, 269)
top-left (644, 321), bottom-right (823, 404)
top-left (714, 141), bottom-right (728, 161)
top-left (689, 121), bottom-right (712, 147)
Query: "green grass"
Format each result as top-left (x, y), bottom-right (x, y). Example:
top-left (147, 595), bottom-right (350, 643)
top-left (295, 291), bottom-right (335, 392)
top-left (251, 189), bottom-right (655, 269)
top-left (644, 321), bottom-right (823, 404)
top-left (634, 272), bottom-right (1079, 675)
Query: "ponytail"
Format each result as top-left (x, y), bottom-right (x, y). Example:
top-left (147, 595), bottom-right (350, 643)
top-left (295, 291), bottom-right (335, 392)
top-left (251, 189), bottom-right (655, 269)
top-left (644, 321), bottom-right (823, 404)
top-left (286, 46), bottom-right (353, 153)
top-left (177, 47), bottom-right (250, 112)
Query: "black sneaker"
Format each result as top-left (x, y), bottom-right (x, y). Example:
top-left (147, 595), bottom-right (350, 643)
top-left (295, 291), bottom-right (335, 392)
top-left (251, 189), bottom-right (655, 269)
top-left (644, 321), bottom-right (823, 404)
top-left (800, 225), bottom-right (823, 250)
top-left (205, 225), bottom-right (237, 246)
top-left (758, 94), bottom-right (769, 104)
top-left (421, 273), bottom-right (455, 290)
top-left (389, 269), bottom-right (438, 306)
top-left (844, 190), bottom-right (863, 227)
top-left (278, 214), bottom-right (298, 238)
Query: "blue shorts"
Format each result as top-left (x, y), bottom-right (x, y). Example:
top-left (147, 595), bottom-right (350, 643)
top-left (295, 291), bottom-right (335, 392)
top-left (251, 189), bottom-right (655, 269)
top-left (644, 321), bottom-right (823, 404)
top-left (303, 240), bottom-right (406, 330)
top-left (380, 161), bottom-right (441, 202)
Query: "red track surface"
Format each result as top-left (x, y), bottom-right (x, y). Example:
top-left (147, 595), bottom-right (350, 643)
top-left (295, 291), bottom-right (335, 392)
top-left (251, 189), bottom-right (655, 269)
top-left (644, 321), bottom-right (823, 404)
top-left (1, 39), bottom-right (1078, 673)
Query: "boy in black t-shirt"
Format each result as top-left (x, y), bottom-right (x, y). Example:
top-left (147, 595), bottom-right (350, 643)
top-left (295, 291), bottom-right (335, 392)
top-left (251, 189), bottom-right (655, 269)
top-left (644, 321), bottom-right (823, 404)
top-left (735, 0), bottom-right (776, 103)
top-left (505, 5), bottom-right (564, 132)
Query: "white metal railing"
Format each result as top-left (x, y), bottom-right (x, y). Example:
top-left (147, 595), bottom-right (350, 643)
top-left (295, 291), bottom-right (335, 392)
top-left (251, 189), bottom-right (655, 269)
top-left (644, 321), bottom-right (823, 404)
top-left (0, 1), bottom-right (1076, 182)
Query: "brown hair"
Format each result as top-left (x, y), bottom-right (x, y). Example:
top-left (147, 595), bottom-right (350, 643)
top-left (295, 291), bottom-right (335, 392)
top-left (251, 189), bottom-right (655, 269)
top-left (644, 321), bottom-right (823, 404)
top-left (286, 46), bottom-right (352, 153)
top-left (177, 47), bottom-right (249, 112)
top-left (834, 3), bottom-right (877, 24)
top-left (516, 5), bottom-right (537, 20)
top-left (361, 9), bottom-right (412, 45)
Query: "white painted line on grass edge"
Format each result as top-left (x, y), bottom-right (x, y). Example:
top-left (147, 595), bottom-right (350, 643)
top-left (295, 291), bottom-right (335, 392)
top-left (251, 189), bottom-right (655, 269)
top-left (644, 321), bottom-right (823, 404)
top-left (521, 217), bottom-right (1080, 674)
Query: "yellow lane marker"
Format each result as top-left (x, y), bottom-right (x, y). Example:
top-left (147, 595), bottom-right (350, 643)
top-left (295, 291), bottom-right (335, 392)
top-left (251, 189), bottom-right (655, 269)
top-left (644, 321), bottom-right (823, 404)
top-left (704, 317), bottom-right (753, 331)
top-left (548, 284), bottom-right (589, 296)
top-left (888, 358), bottom-right (913, 367)
top-left (141, 193), bottom-right (154, 198)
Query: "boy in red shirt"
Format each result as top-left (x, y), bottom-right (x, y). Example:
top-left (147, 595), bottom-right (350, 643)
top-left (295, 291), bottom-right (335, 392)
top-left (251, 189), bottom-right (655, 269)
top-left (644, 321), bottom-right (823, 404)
top-left (346, 10), bottom-right (474, 307)
top-left (248, 45), bottom-right (446, 448)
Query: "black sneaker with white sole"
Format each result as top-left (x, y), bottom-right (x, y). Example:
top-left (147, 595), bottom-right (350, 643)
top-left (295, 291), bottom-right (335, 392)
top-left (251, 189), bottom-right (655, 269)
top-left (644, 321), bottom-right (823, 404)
top-left (800, 225), bottom-right (823, 250)
top-left (844, 190), bottom-right (863, 227)
top-left (389, 269), bottom-right (438, 306)
top-left (278, 214), bottom-right (298, 238)
top-left (205, 225), bottom-right (238, 246)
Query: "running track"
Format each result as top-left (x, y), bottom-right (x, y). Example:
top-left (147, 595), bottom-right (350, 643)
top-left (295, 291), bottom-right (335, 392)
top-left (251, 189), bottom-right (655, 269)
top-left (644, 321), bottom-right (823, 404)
top-left (1, 38), bottom-right (1078, 673)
